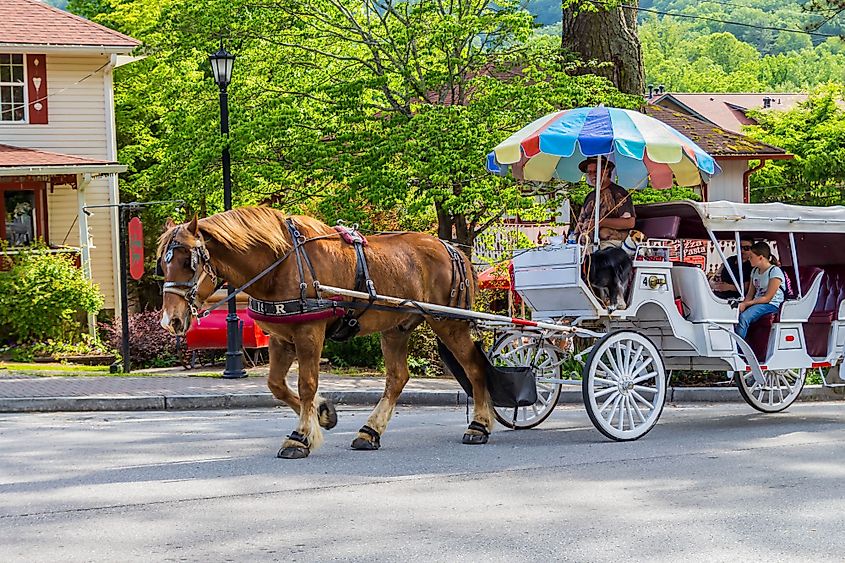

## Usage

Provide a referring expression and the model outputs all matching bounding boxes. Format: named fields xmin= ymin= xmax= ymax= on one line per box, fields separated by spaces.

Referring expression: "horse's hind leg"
xmin=351 ymin=327 xmax=414 ymax=451
xmin=428 ymin=319 xmax=494 ymax=444
xmin=278 ymin=325 xmax=327 ymax=459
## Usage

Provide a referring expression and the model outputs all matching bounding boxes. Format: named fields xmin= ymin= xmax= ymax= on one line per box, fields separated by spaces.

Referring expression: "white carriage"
xmin=494 ymin=200 xmax=845 ymax=440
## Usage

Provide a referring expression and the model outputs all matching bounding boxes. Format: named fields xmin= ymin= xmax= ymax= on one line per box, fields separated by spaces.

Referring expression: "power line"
xmin=594 ymin=1 xmax=840 ymax=38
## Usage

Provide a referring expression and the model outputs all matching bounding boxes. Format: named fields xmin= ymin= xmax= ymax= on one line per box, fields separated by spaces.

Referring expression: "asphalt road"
xmin=1 ymin=403 xmax=844 ymax=562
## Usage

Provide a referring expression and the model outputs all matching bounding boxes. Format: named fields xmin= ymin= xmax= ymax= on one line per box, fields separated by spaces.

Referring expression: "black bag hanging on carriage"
xmin=437 ymin=341 xmax=538 ymax=408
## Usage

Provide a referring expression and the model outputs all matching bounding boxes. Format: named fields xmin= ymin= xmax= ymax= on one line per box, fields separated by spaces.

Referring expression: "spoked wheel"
xmin=582 ymin=331 xmax=667 ymax=441
xmin=489 ymin=332 xmax=566 ymax=429
xmin=734 ymin=368 xmax=806 ymax=413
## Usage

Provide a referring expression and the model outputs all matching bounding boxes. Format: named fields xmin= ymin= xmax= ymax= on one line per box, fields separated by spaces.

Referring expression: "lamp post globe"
xmin=209 ymin=44 xmax=246 ymax=379
xmin=209 ymin=46 xmax=235 ymax=89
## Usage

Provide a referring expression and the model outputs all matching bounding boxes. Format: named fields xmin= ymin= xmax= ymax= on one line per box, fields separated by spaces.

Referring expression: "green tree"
xmin=745 ymin=84 xmax=845 ymax=205
xmin=69 ymin=0 xmax=637 ymax=253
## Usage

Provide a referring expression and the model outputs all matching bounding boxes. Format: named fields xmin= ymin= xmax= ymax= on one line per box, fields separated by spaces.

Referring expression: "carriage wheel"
xmin=582 ymin=331 xmax=667 ymax=441
xmin=734 ymin=368 xmax=806 ymax=413
xmin=490 ymin=333 xmax=565 ymax=429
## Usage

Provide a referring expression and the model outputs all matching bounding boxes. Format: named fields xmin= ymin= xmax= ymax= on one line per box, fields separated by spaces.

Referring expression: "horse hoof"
xmin=277 ymin=446 xmax=310 ymax=459
xmin=318 ymin=401 xmax=338 ymax=430
xmin=462 ymin=432 xmax=489 ymax=445
xmin=351 ymin=437 xmax=380 ymax=450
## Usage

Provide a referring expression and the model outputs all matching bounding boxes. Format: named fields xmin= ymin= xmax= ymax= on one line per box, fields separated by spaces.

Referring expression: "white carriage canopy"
xmin=635 ymin=200 xmax=845 ymax=267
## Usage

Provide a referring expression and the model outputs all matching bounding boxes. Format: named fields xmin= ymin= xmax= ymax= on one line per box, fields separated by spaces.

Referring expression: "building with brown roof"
xmin=0 ymin=0 xmax=140 ymax=315
xmin=648 ymin=92 xmax=807 ymax=134
xmin=644 ymin=105 xmax=792 ymax=203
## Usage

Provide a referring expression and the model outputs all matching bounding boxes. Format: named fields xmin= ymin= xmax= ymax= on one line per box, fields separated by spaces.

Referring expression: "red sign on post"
xmin=128 ymin=217 xmax=144 ymax=280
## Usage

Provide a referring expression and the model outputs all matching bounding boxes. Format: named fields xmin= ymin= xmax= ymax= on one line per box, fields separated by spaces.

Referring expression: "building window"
xmin=1 ymin=183 xmax=47 ymax=246
xmin=0 ymin=54 xmax=26 ymax=122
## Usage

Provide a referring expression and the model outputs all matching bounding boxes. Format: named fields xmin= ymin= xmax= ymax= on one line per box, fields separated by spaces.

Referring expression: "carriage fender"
xmin=616 ymin=299 xmax=698 ymax=352
xmin=706 ymin=323 xmax=765 ymax=385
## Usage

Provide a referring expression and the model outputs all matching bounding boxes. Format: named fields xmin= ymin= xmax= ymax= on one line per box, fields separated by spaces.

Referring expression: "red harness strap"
xmin=247 ymin=307 xmax=346 ymax=324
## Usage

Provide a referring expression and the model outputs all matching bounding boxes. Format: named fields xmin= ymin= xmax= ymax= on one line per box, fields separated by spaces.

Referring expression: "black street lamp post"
xmin=209 ymin=45 xmax=246 ymax=379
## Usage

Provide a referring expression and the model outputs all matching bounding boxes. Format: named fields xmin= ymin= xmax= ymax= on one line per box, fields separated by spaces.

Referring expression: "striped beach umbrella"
xmin=486 ymin=105 xmax=721 ymax=189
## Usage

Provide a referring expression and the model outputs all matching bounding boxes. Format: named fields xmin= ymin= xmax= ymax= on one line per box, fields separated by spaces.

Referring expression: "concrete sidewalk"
xmin=1 ymin=364 xmax=844 ymax=412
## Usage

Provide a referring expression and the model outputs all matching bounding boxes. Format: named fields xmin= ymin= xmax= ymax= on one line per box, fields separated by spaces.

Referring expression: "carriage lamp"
xmin=209 ymin=46 xmax=235 ymax=90
xmin=209 ymin=43 xmax=246 ymax=379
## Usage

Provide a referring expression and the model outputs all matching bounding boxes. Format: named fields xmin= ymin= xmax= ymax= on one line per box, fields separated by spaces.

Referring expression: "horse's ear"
xmin=164 ymin=217 xmax=177 ymax=230
xmin=187 ymin=215 xmax=199 ymax=235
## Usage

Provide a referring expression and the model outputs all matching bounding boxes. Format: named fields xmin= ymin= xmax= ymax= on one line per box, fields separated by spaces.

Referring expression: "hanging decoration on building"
xmin=26 ymin=54 xmax=48 ymax=124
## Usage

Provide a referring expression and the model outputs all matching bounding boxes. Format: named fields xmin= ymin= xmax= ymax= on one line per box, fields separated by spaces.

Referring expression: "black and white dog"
xmin=587 ymin=231 xmax=646 ymax=310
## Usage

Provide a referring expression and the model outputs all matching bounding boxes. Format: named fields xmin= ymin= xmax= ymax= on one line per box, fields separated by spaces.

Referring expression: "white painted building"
xmin=0 ymin=0 xmax=139 ymax=311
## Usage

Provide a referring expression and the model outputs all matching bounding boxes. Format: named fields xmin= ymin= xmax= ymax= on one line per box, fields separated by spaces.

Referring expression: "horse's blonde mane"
xmin=157 ymin=207 xmax=335 ymax=257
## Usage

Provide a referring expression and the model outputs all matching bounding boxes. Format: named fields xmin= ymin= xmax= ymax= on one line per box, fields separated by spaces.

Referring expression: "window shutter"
xmin=26 ymin=54 xmax=48 ymax=125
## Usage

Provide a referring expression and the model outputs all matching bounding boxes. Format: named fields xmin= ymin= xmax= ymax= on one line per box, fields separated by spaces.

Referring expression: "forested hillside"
xmin=530 ymin=0 xmax=844 ymax=92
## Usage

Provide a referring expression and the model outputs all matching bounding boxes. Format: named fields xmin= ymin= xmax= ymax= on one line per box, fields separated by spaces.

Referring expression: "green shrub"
xmin=1 ymin=334 xmax=113 ymax=362
xmin=407 ymin=323 xmax=443 ymax=377
xmin=0 ymin=246 xmax=103 ymax=343
xmin=323 ymin=333 xmax=383 ymax=368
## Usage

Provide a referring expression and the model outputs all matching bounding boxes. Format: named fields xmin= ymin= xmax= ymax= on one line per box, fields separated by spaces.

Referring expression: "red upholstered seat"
xmin=745 ymin=266 xmax=823 ymax=362
xmin=636 ymin=216 xmax=680 ymax=240
xmin=804 ymin=266 xmax=845 ymax=357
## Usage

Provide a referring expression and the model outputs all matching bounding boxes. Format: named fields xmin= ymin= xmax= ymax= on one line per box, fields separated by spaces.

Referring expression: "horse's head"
xmin=157 ymin=216 xmax=219 ymax=335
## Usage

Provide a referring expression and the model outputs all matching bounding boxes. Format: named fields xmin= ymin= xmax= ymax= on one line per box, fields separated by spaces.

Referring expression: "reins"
xmin=194 ymin=229 xmax=342 ymax=318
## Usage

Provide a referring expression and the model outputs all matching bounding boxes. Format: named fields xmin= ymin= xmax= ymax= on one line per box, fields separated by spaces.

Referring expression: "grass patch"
xmin=0 ymin=362 xmax=110 ymax=374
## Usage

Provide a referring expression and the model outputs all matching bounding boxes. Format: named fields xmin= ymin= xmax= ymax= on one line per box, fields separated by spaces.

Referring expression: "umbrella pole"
xmin=592 ymin=156 xmax=602 ymax=246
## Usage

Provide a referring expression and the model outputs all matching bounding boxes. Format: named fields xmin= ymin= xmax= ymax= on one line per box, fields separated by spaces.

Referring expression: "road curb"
xmin=0 ymin=396 xmax=166 ymax=412
xmin=0 ymin=385 xmax=842 ymax=413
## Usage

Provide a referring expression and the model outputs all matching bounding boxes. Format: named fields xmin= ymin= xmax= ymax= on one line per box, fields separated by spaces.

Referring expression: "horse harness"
xmin=159 ymin=227 xmax=224 ymax=316
xmin=246 ymin=219 xmax=379 ymax=341
xmin=161 ymin=219 xmax=473 ymax=340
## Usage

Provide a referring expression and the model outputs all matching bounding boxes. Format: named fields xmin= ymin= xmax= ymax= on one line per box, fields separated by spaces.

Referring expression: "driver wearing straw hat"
xmin=574 ymin=156 xmax=635 ymax=249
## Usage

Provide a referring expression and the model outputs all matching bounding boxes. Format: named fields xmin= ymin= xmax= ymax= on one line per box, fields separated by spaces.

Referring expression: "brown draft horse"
xmin=157 ymin=207 xmax=494 ymax=458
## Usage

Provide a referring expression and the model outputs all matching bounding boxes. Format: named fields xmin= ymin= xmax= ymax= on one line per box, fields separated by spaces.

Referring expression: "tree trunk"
xmin=434 ymin=200 xmax=474 ymax=259
xmin=561 ymin=1 xmax=645 ymax=96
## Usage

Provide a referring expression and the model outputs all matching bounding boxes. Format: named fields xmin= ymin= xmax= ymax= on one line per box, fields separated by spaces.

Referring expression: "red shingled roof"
xmin=0 ymin=144 xmax=117 ymax=167
xmin=0 ymin=0 xmax=139 ymax=49
xmin=648 ymin=93 xmax=808 ymax=133
xmin=643 ymin=105 xmax=790 ymax=159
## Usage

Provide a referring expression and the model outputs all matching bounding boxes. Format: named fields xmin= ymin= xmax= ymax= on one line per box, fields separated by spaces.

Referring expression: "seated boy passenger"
xmin=736 ymin=242 xmax=786 ymax=340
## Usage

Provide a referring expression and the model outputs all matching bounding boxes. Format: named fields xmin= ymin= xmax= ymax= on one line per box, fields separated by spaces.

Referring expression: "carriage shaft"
xmin=316 ymin=284 xmax=580 ymax=335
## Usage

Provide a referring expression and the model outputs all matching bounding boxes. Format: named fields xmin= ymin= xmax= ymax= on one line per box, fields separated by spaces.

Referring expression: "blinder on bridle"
xmin=160 ymin=226 xmax=221 ymax=317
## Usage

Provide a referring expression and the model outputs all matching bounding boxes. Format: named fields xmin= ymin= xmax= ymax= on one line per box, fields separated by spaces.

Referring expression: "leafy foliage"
xmin=323 ymin=333 xmax=383 ymax=369
xmin=67 ymin=0 xmax=635 ymax=252
xmin=100 ymin=310 xmax=181 ymax=368
xmin=744 ymin=85 xmax=845 ymax=205
xmin=640 ymin=18 xmax=845 ymax=92
xmin=640 ymin=0 xmax=841 ymax=52
xmin=0 ymin=248 xmax=103 ymax=343
xmin=1 ymin=335 xmax=112 ymax=363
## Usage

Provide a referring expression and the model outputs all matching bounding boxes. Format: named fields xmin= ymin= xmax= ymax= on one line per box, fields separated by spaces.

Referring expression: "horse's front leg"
xmin=429 ymin=320 xmax=494 ymax=445
xmin=266 ymin=335 xmax=338 ymax=431
xmin=278 ymin=324 xmax=328 ymax=459
xmin=351 ymin=328 xmax=413 ymax=451
xmin=266 ymin=336 xmax=300 ymax=413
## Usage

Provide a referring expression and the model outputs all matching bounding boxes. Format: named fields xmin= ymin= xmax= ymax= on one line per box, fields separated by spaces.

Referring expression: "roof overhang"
xmin=0 ymin=43 xmax=138 ymax=55
xmin=0 ymin=163 xmax=126 ymax=176
xmin=714 ymin=154 xmax=794 ymax=161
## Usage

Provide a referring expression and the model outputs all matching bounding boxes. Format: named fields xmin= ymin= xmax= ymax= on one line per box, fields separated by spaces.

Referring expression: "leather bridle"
xmin=160 ymin=227 xmax=221 ymax=317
